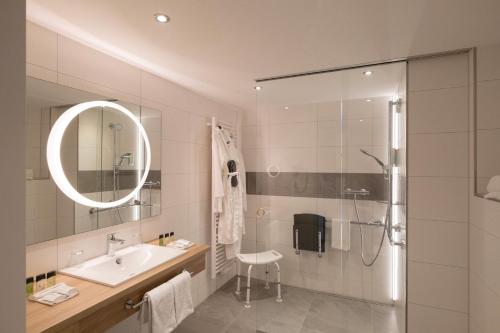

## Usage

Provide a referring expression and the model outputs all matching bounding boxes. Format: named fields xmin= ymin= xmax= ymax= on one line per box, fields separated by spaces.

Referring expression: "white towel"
xmin=146 ymin=280 xmax=177 ymax=333
xmin=29 ymin=283 xmax=79 ymax=306
xmin=484 ymin=191 xmax=500 ymax=201
xmin=170 ymin=271 xmax=194 ymax=324
xmin=487 ymin=175 xmax=500 ymax=193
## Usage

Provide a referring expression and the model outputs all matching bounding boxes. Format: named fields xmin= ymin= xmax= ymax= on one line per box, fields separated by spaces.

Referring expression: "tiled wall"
xmin=407 ymin=52 xmax=470 ymax=332
xmin=241 ymin=96 xmax=397 ymax=303
xmin=469 ymin=44 xmax=500 ymax=333
xmin=25 ymin=21 xmax=240 ymax=326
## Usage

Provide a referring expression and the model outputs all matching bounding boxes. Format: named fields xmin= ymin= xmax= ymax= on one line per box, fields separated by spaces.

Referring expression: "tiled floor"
xmin=174 ymin=278 xmax=401 ymax=333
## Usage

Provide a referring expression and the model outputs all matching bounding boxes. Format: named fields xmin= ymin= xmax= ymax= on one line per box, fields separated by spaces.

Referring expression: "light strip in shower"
xmin=391 ymin=96 xmax=400 ymax=302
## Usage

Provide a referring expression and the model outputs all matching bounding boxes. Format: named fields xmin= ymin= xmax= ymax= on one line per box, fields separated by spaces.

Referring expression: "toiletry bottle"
xmin=159 ymin=234 xmax=164 ymax=246
xmin=47 ymin=271 xmax=56 ymax=288
xmin=26 ymin=277 xmax=34 ymax=297
xmin=169 ymin=232 xmax=176 ymax=243
xmin=35 ymin=273 xmax=46 ymax=292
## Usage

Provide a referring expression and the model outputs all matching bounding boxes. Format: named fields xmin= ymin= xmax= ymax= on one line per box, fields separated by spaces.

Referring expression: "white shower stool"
xmin=235 ymin=250 xmax=283 ymax=308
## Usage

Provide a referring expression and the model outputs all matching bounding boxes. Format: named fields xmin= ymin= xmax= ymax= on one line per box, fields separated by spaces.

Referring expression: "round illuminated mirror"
xmin=47 ymin=101 xmax=151 ymax=208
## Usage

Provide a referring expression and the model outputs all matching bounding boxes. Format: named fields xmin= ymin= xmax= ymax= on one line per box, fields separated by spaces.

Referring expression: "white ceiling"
xmin=27 ymin=0 xmax=500 ymax=111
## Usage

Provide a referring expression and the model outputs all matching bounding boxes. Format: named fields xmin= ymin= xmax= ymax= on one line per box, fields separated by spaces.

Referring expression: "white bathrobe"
xmin=212 ymin=127 xmax=246 ymax=259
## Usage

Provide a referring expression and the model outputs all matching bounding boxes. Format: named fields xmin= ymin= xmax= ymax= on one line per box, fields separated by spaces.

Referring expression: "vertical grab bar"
xmin=318 ymin=231 xmax=322 ymax=257
xmin=294 ymin=228 xmax=300 ymax=255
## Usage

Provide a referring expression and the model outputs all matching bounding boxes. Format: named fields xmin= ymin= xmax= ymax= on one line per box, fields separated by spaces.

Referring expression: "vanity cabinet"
xmin=27 ymin=244 xmax=209 ymax=333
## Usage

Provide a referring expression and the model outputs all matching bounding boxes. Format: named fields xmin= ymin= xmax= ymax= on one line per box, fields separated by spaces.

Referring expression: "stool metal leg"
xmin=265 ymin=264 xmax=270 ymax=289
xmin=274 ymin=262 xmax=283 ymax=303
xmin=245 ymin=265 xmax=253 ymax=308
xmin=235 ymin=261 xmax=241 ymax=295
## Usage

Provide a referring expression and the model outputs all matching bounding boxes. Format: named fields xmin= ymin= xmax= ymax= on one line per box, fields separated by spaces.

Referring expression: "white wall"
xmin=469 ymin=44 xmax=500 ymax=333
xmin=0 ymin=1 xmax=26 ymax=332
xmin=25 ymin=21 xmax=241 ymax=331
xmin=407 ymin=52 xmax=470 ymax=333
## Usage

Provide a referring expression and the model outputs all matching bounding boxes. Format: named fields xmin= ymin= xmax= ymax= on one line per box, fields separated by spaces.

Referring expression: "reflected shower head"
xmin=118 ymin=152 xmax=133 ymax=166
xmin=359 ymin=149 xmax=385 ymax=169
xmin=109 ymin=122 xmax=123 ymax=131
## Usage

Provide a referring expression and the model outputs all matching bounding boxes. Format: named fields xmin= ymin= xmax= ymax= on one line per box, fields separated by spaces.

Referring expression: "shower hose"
xmin=353 ymin=194 xmax=391 ymax=267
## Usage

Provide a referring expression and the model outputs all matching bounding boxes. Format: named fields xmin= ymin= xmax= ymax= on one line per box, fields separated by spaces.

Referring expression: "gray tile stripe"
xmin=246 ymin=172 xmax=389 ymax=201
xmin=77 ymin=170 xmax=161 ymax=194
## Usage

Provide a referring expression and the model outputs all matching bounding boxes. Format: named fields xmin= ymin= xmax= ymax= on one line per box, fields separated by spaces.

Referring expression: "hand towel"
xmin=487 ymin=175 xmax=500 ymax=193
xmin=170 ymin=271 xmax=194 ymax=324
xmin=146 ymin=280 xmax=177 ymax=333
xmin=484 ymin=191 xmax=500 ymax=201
xmin=29 ymin=282 xmax=79 ymax=306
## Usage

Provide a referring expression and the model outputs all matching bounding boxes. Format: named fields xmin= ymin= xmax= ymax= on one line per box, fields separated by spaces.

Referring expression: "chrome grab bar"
xmin=318 ymin=231 xmax=322 ymax=258
xmin=294 ymin=228 xmax=300 ymax=255
xmin=124 ymin=270 xmax=194 ymax=310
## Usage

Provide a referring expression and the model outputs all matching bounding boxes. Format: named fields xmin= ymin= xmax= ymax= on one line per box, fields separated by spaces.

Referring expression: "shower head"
xmin=118 ymin=152 xmax=133 ymax=166
xmin=109 ymin=122 xmax=123 ymax=131
xmin=359 ymin=149 xmax=386 ymax=169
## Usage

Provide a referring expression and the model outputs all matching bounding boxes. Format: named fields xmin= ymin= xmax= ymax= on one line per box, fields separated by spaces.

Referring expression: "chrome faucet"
xmin=107 ymin=233 xmax=125 ymax=256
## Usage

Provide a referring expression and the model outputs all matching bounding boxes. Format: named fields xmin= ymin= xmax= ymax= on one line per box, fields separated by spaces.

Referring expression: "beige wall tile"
xmin=26 ymin=22 xmax=57 ymax=70
xmin=408 ymin=303 xmax=468 ymax=333
xmin=58 ymin=36 xmax=141 ymax=96
xmin=409 ymin=219 xmax=468 ymax=267
xmin=268 ymin=122 xmax=317 ymax=148
xmin=476 ymin=128 xmax=500 ymax=178
xmin=409 ymin=53 xmax=469 ymax=91
xmin=477 ymin=43 xmax=500 ymax=82
xmin=26 ymin=63 xmax=58 ymax=82
xmin=409 ymin=132 xmax=468 ymax=177
xmin=476 ymin=79 xmax=500 ymax=130
xmin=162 ymin=107 xmax=191 ymax=142
xmin=408 ymin=176 xmax=468 ymax=222
xmin=469 ymin=272 xmax=500 ymax=333
xmin=409 ymin=86 xmax=469 ymax=134
xmin=408 ymin=261 xmax=468 ymax=312
xmin=470 ymin=195 xmax=500 ymax=238
xmin=267 ymin=147 xmax=317 ymax=172
xmin=470 ymin=224 xmax=500 ymax=297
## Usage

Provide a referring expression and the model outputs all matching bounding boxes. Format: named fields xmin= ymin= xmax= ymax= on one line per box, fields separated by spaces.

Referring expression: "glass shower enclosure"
xmin=241 ymin=61 xmax=407 ymax=332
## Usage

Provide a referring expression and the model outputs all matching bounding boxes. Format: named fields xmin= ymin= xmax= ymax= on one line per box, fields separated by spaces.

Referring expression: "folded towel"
xmin=170 ymin=271 xmax=194 ymax=324
xmin=487 ymin=175 xmax=500 ymax=193
xmin=484 ymin=191 xmax=500 ymax=201
xmin=29 ymin=283 xmax=79 ymax=306
xmin=167 ymin=239 xmax=194 ymax=250
xmin=146 ymin=281 xmax=177 ymax=333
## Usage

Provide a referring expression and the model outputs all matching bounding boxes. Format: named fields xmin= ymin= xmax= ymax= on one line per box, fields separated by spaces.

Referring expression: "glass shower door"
xmin=244 ymin=62 xmax=406 ymax=333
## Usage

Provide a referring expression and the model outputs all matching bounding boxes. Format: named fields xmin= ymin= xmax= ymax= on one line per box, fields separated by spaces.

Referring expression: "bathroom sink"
xmin=59 ymin=244 xmax=187 ymax=287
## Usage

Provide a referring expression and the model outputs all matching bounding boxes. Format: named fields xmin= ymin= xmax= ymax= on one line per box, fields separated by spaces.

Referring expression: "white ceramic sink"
xmin=59 ymin=244 xmax=187 ymax=287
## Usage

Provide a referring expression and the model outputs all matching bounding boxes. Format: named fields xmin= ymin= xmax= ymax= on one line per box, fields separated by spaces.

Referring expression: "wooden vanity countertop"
xmin=26 ymin=242 xmax=210 ymax=333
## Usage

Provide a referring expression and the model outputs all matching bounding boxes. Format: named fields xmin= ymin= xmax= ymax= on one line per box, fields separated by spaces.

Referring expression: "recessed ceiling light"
xmin=366 ymin=99 xmax=372 ymax=102
xmin=363 ymin=71 xmax=373 ymax=76
xmin=154 ymin=13 xmax=170 ymax=23
xmin=254 ymin=86 xmax=262 ymax=91
xmin=284 ymin=106 xmax=289 ymax=110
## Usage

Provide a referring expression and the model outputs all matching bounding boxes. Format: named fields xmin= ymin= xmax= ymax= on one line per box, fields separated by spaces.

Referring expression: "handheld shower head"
xmin=359 ymin=149 xmax=386 ymax=170
xmin=118 ymin=152 xmax=133 ymax=166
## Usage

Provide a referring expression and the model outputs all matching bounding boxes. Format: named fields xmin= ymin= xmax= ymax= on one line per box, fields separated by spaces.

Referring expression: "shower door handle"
xmin=256 ymin=208 xmax=266 ymax=217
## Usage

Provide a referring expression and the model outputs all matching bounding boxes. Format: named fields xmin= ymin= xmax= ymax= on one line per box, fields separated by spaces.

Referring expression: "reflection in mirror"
xmin=25 ymin=77 xmax=161 ymax=245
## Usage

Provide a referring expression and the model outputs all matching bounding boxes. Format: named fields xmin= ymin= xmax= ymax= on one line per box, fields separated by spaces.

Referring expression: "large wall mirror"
xmin=26 ymin=77 xmax=161 ymax=245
